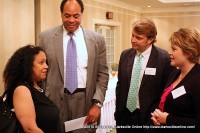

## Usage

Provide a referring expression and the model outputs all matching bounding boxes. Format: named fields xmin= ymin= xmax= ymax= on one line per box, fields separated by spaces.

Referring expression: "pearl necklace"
xmin=34 ymin=85 xmax=44 ymax=92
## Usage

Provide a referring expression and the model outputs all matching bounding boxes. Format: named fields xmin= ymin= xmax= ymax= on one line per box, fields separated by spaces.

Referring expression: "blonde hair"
xmin=169 ymin=28 xmax=200 ymax=63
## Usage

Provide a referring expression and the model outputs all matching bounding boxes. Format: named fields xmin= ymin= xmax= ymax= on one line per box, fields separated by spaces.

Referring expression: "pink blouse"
xmin=159 ymin=84 xmax=173 ymax=112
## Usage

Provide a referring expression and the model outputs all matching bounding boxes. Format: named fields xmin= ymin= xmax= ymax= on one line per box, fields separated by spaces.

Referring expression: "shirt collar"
xmin=136 ymin=45 xmax=152 ymax=59
xmin=63 ymin=25 xmax=82 ymax=37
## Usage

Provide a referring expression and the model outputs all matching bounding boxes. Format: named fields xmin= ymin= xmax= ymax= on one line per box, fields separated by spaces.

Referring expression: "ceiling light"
xmin=158 ymin=0 xmax=200 ymax=3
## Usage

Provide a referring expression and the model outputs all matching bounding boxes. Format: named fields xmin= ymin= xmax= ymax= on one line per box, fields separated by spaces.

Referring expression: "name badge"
xmin=171 ymin=86 xmax=186 ymax=99
xmin=145 ymin=68 xmax=156 ymax=75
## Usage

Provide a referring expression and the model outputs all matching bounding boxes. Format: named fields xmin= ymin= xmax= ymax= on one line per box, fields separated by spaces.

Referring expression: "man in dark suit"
xmin=39 ymin=0 xmax=109 ymax=133
xmin=114 ymin=18 xmax=175 ymax=133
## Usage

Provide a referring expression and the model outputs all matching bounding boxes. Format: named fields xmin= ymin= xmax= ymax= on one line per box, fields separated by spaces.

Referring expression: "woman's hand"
xmin=151 ymin=109 xmax=169 ymax=126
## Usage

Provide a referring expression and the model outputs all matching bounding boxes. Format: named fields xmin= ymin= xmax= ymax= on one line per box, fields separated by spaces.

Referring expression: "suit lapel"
xmin=170 ymin=64 xmax=197 ymax=89
xmin=140 ymin=45 xmax=158 ymax=88
xmin=53 ymin=26 xmax=64 ymax=82
xmin=127 ymin=50 xmax=136 ymax=85
xmin=82 ymin=28 xmax=95 ymax=97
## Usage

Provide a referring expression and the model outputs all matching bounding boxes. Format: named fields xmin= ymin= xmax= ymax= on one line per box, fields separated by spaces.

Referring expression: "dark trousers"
xmin=116 ymin=108 xmax=143 ymax=133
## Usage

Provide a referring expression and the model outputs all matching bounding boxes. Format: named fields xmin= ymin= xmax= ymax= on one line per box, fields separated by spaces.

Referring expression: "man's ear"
xmin=147 ymin=38 xmax=154 ymax=44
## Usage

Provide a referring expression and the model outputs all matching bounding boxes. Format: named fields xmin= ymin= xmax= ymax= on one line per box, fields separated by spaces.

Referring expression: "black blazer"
xmin=162 ymin=64 xmax=200 ymax=133
xmin=115 ymin=45 xmax=174 ymax=124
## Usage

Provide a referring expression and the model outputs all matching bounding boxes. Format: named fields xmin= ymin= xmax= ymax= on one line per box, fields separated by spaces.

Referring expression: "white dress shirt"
xmin=133 ymin=45 xmax=152 ymax=109
xmin=63 ymin=26 xmax=88 ymax=88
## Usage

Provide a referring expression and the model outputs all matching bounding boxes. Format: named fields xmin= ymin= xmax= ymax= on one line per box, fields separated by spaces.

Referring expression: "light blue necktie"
xmin=126 ymin=53 xmax=142 ymax=112
xmin=66 ymin=32 xmax=78 ymax=93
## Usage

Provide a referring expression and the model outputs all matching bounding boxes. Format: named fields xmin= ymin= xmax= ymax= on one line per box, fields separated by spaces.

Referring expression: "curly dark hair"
xmin=3 ymin=45 xmax=44 ymax=91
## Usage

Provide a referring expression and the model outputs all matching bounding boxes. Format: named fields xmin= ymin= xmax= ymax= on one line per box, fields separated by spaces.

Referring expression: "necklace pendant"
xmin=34 ymin=85 xmax=44 ymax=92
xmin=38 ymin=88 xmax=44 ymax=92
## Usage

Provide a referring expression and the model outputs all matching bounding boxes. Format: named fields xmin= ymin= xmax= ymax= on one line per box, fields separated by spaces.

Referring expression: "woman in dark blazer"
xmin=151 ymin=28 xmax=200 ymax=133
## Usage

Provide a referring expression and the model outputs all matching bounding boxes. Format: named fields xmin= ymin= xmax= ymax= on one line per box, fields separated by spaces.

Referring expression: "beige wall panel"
xmin=35 ymin=0 xmax=61 ymax=44
xmin=142 ymin=12 xmax=200 ymax=51
xmin=83 ymin=0 xmax=140 ymax=62
xmin=39 ymin=0 xmax=61 ymax=31
xmin=0 ymin=0 xmax=35 ymax=93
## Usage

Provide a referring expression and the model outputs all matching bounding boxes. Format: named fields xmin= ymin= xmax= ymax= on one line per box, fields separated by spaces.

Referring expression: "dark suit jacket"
xmin=162 ymin=64 xmax=200 ymax=133
xmin=115 ymin=45 xmax=174 ymax=125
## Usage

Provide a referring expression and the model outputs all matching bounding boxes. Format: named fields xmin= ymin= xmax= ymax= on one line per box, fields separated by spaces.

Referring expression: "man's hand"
xmin=84 ymin=104 xmax=101 ymax=125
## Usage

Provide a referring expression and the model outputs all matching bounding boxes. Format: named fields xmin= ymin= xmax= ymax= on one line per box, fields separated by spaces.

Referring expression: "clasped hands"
xmin=151 ymin=109 xmax=169 ymax=126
